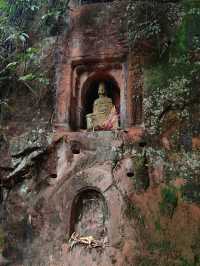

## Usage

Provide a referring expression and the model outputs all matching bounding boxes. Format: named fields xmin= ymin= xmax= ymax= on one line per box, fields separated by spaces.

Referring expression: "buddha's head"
xmin=98 ymin=82 xmax=106 ymax=97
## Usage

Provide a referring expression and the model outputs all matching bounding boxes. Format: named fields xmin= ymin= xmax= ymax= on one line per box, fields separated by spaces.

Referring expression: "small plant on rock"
xmin=159 ymin=185 xmax=178 ymax=218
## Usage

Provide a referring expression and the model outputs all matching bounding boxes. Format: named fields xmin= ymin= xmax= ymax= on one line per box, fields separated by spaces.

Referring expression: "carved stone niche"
xmin=70 ymin=64 xmax=128 ymax=130
xmin=70 ymin=189 xmax=108 ymax=238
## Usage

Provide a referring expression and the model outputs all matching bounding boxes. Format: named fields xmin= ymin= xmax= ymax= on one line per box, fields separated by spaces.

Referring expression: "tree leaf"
xmin=19 ymin=73 xmax=35 ymax=81
xmin=6 ymin=62 xmax=18 ymax=69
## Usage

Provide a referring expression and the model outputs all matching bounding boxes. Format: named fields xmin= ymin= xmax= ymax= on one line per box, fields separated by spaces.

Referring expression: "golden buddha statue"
xmin=86 ymin=82 xmax=119 ymax=130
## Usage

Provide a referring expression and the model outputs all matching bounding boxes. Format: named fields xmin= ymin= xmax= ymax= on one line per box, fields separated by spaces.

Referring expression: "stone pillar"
xmin=127 ymin=54 xmax=143 ymax=127
xmin=56 ymin=63 xmax=72 ymax=131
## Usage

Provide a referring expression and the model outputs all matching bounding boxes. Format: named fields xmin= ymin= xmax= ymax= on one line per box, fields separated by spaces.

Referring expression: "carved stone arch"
xmin=79 ymin=72 xmax=120 ymax=129
xmin=69 ymin=62 xmax=128 ymax=131
xmin=70 ymin=187 xmax=108 ymax=238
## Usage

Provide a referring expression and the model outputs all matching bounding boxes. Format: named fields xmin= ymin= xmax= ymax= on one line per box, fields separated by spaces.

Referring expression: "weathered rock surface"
xmin=0 ymin=1 xmax=199 ymax=266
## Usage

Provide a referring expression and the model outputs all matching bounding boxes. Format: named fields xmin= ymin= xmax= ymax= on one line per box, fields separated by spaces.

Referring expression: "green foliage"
xmin=162 ymin=150 xmax=200 ymax=203
xmin=127 ymin=0 xmax=181 ymax=54
xmin=182 ymin=179 xmax=200 ymax=204
xmin=159 ymin=186 xmax=178 ymax=217
xmin=137 ymin=257 xmax=156 ymax=266
xmin=0 ymin=0 xmax=68 ymax=123
xmin=0 ymin=0 xmax=69 ymax=104
xmin=174 ymin=0 xmax=200 ymax=56
xmin=143 ymin=1 xmax=200 ymax=135
xmin=133 ymin=152 xmax=149 ymax=190
xmin=40 ymin=0 xmax=70 ymax=36
xmin=144 ymin=56 xmax=200 ymax=134
xmin=124 ymin=199 xmax=145 ymax=226
xmin=178 ymin=257 xmax=195 ymax=266
xmin=0 ymin=0 xmax=6 ymax=10
xmin=148 ymin=240 xmax=174 ymax=254
xmin=0 ymin=226 xmax=5 ymax=250
xmin=142 ymin=146 xmax=200 ymax=204
xmin=167 ymin=151 xmax=200 ymax=181
xmin=145 ymin=147 xmax=166 ymax=164
xmin=154 ymin=218 xmax=163 ymax=232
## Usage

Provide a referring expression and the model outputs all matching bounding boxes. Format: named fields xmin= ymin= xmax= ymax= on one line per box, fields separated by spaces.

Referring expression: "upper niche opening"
xmin=81 ymin=75 xmax=120 ymax=129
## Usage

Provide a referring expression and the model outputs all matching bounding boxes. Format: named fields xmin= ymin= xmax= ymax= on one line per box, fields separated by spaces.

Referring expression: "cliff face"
xmin=0 ymin=1 xmax=200 ymax=266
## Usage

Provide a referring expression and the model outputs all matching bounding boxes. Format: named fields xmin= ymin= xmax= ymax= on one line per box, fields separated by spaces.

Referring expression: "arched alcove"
xmin=70 ymin=189 xmax=108 ymax=238
xmin=81 ymin=73 xmax=120 ymax=129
